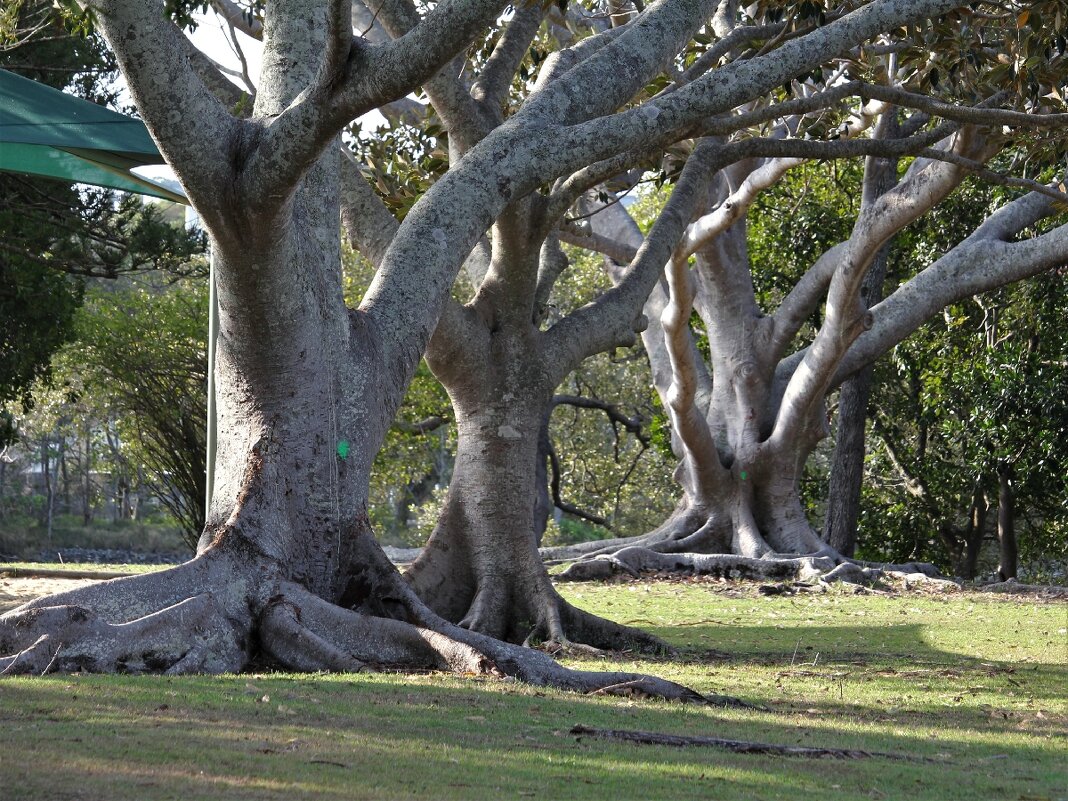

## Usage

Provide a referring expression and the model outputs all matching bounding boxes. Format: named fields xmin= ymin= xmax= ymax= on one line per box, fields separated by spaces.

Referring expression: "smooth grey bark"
xmin=824 ymin=114 xmax=900 ymax=557
xmin=0 ymin=0 xmax=714 ymax=697
xmin=551 ymin=106 xmax=1068 ymax=583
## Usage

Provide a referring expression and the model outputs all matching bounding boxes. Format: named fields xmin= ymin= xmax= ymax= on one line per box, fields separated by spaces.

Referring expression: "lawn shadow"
xmin=0 ymin=666 xmax=1064 ymax=801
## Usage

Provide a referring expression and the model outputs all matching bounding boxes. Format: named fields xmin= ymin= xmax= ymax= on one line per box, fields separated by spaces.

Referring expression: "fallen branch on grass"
xmin=569 ymin=724 xmax=933 ymax=761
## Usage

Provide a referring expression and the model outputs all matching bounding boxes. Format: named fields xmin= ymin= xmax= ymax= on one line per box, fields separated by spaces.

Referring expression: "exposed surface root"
xmin=260 ymin=582 xmax=499 ymax=675
xmin=556 ymin=548 xmax=837 ymax=583
xmin=253 ymin=579 xmax=732 ymax=704
xmin=0 ymin=593 xmax=245 ymax=675
xmin=555 ymin=544 xmax=943 ymax=589
xmin=558 ymin=600 xmax=671 ymax=654
xmin=411 ymin=556 xmax=671 ymax=654
xmin=978 ymin=579 xmax=1068 ymax=598
xmin=0 ymin=558 xmax=731 ymax=705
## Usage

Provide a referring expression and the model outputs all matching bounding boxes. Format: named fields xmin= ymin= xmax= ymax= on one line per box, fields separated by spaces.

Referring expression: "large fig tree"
xmin=550 ymin=5 xmax=1068 ymax=584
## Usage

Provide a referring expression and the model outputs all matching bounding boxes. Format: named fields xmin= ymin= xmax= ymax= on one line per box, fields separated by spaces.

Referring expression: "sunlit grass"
xmin=0 ymin=578 xmax=1064 ymax=800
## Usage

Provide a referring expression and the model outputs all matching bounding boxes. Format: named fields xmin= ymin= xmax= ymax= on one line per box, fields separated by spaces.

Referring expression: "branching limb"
xmin=545 ymin=438 xmax=610 ymax=528
xmin=555 ymin=0 xmax=967 ymax=166
xmin=340 ymin=148 xmax=401 ymax=269
xmin=392 ymin=416 xmax=449 ymax=436
xmin=543 ymin=138 xmax=727 ymax=385
xmin=472 ymin=4 xmax=544 ymax=113
xmin=552 ymin=395 xmax=648 ymax=443
xmin=177 ymin=29 xmax=250 ymax=110
xmin=662 ymin=252 xmax=729 ymax=491
xmin=534 ymin=235 xmax=571 ymax=323
xmin=245 ymin=0 xmax=507 ymax=221
xmin=558 ymin=224 xmax=638 ymax=266
xmin=837 ymin=190 xmax=1068 ymax=381
xmin=768 ymin=127 xmax=990 ymax=452
xmin=677 ymin=22 xmax=787 ymax=86
xmin=210 ymin=0 xmax=263 ymax=39
xmin=911 ymin=148 xmax=1068 ymax=205
xmin=88 ymin=0 xmax=242 ymax=214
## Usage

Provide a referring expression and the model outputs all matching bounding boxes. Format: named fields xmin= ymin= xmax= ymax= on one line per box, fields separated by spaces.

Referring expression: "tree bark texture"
xmin=997 ymin=464 xmax=1017 ymax=581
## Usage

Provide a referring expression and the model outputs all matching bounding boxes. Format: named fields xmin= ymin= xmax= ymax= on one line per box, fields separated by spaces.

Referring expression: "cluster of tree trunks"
xmin=3 ymin=0 xmax=1066 ymax=684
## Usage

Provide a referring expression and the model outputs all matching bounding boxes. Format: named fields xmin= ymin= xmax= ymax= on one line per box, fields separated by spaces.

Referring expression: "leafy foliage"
xmin=66 ymin=279 xmax=209 ymax=547
xmin=0 ymin=1 xmax=205 ymax=409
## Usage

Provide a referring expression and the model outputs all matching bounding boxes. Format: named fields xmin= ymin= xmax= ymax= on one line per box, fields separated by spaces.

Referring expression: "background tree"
xmin=0 ymin=0 xmax=206 ymax=418
xmin=72 ymin=279 xmax=210 ymax=546
xmin=548 ymin=3 xmax=1068 ymax=585
xmin=861 ymin=270 xmax=1068 ymax=580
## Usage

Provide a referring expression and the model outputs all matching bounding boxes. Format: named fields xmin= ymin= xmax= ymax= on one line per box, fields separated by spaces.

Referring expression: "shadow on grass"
xmin=625 ymin=617 xmax=1066 ymax=699
xmin=0 ymin=666 xmax=1063 ymax=801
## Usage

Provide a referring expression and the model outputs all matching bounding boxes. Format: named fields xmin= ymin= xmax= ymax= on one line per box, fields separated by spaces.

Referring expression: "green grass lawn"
xmin=0 ymin=578 xmax=1064 ymax=801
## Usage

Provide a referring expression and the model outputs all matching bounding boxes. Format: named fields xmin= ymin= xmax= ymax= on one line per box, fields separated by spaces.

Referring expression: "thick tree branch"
xmin=836 ymin=190 xmax=1068 ymax=381
xmin=363 ymin=0 xmax=974 ymax=431
xmin=243 ymin=0 xmax=508 ymax=220
xmin=392 ymin=416 xmax=449 ymax=435
xmin=472 ymin=5 xmax=544 ymax=114
xmin=542 ymin=138 xmax=726 ymax=384
xmin=210 ymin=0 xmax=263 ymax=38
xmin=553 ymin=0 xmax=969 ymax=168
xmin=340 ymin=148 xmax=400 ymax=269
xmin=558 ymin=224 xmax=639 ymax=266
xmin=768 ymin=127 xmax=989 ymax=452
xmin=358 ymin=0 xmax=718 ymax=401
xmin=854 ymin=83 xmax=1068 ymax=129
xmin=177 ymin=30 xmax=249 ymax=111
xmin=662 ymin=250 xmax=731 ymax=495
xmin=367 ymin=0 xmax=492 ymax=150
xmin=89 ymin=0 xmax=242 ymax=216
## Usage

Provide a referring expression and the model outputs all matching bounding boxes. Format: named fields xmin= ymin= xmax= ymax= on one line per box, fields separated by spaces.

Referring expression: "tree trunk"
xmin=997 ymin=464 xmax=1017 ymax=581
xmin=58 ymin=436 xmax=70 ymax=514
xmin=82 ymin=425 xmax=93 ymax=527
xmin=408 ymin=318 xmax=660 ymax=651
xmin=0 ymin=457 xmax=6 ymax=521
xmin=959 ymin=487 xmax=988 ymax=580
xmin=823 ymin=113 xmax=898 ymax=557
xmin=39 ymin=439 xmax=54 ymax=540
xmin=823 ymin=369 xmax=873 ymax=557
xmin=407 ymin=384 xmax=554 ymax=641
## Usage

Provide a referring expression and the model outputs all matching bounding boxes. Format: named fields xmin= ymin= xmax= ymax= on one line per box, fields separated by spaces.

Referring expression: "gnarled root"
xmin=448 ymin=577 xmax=670 ymax=655
xmin=0 ymin=592 xmax=246 ymax=676
xmin=0 ymin=556 xmax=728 ymax=706
xmin=259 ymin=582 xmax=499 ymax=676
xmin=557 ymin=548 xmax=837 ymax=583
xmin=253 ymin=581 xmax=733 ymax=706
xmin=555 ymin=543 xmax=944 ymax=589
xmin=540 ymin=506 xmax=712 ymax=563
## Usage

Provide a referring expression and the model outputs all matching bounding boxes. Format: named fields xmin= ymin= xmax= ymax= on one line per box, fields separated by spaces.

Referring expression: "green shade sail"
xmin=0 ymin=68 xmax=186 ymax=203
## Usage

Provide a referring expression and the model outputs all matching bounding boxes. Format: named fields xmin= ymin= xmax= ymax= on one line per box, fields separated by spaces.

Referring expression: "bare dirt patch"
xmin=0 ymin=577 xmax=102 ymax=614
